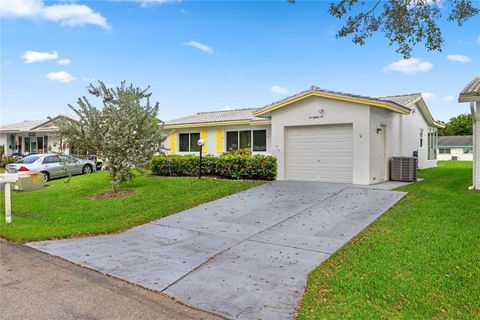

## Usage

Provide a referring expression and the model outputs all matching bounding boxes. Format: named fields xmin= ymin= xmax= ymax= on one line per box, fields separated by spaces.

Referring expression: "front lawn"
xmin=0 ymin=172 xmax=261 ymax=243
xmin=299 ymin=161 xmax=480 ymax=319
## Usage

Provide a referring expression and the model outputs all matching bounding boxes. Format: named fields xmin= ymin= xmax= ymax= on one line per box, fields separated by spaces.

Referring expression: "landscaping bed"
xmin=0 ymin=172 xmax=261 ymax=243
xmin=298 ymin=161 xmax=480 ymax=319
xmin=150 ymin=153 xmax=277 ymax=180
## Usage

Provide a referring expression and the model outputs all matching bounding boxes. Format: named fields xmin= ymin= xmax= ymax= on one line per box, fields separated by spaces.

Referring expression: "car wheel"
xmin=41 ymin=171 xmax=50 ymax=182
xmin=82 ymin=164 xmax=93 ymax=175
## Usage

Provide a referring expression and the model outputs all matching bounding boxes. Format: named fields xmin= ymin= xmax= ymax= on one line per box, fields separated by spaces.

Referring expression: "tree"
xmin=438 ymin=113 xmax=473 ymax=136
xmin=55 ymin=81 xmax=165 ymax=193
xmin=289 ymin=0 xmax=479 ymax=58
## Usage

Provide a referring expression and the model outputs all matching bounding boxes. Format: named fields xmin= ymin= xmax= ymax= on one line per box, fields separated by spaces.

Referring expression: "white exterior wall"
xmin=269 ymin=96 xmax=371 ymax=184
xmin=369 ymin=108 xmax=400 ymax=184
xmin=400 ymin=102 xmax=437 ymax=169
xmin=475 ymin=102 xmax=480 ymax=190
xmin=164 ymin=124 xmax=271 ymax=155
xmin=0 ymin=131 xmax=66 ymax=156
xmin=437 ymin=148 xmax=473 ymax=161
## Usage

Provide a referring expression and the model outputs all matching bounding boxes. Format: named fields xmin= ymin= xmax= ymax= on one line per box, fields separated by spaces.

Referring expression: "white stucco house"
xmin=0 ymin=116 xmax=72 ymax=157
xmin=163 ymin=86 xmax=444 ymax=185
xmin=458 ymin=75 xmax=480 ymax=191
xmin=437 ymin=136 xmax=473 ymax=161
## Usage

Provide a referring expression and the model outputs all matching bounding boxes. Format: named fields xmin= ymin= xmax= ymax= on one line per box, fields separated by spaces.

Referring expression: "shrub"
xmin=0 ymin=156 xmax=17 ymax=168
xmin=225 ymin=148 xmax=252 ymax=155
xmin=150 ymin=153 xmax=277 ymax=180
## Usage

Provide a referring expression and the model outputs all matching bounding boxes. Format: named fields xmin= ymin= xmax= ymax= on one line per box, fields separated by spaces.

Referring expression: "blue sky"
xmin=1 ymin=0 xmax=479 ymax=125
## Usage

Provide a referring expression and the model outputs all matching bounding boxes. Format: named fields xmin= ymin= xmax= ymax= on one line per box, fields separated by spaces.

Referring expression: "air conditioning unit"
xmin=390 ymin=157 xmax=418 ymax=182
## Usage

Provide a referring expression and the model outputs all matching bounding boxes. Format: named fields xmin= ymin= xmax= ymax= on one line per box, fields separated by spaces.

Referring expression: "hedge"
xmin=150 ymin=154 xmax=277 ymax=180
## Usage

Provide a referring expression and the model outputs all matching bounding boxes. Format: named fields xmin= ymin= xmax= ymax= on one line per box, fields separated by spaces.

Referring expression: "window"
xmin=179 ymin=133 xmax=200 ymax=152
xmin=253 ymin=130 xmax=267 ymax=151
xmin=464 ymin=148 xmax=472 ymax=154
xmin=18 ymin=155 xmax=40 ymax=164
xmin=37 ymin=136 xmax=44 ymax=153
xmin=43 ymin=155 xmax=61 ymax=164
xmin=226 ymin=130 xmax=267 ymax=152
xmin=24 ymin=137 xmax=31 ymax=153
xmin=439 ymin=148 xmax=451 ymax=154
xmin=427 ymin=130 xmax=437 ymax=160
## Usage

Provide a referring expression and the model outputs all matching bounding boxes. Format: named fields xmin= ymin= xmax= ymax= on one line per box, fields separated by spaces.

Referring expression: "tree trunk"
xmin=111 ymin=168 xmax=117 ymax=193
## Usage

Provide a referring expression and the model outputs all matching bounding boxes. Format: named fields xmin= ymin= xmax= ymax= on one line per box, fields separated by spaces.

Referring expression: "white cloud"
xmin=0 ymin=0 xmax=110 ymax=29
xmin=422 ymin=92 xmax=437 ymax=101
xmin=81 ymin=76 xmax=95 ymax=83
xmin=447 ymin=54 xmax=471 ymax=63
xmin=58 ymin=58 xmax=71 ymax=65
xmin=270 ymin=85 xmax=289 ymax=95
xmin=221 ymin=106 xmax=233 ymax=111
xmin=184 ymin=41 xmax=214 ymax=54
xmin=443 ymin=95 xmax=455 ymax=102
xmin=21 ymin=50 xmax=58 ymax=63
xmin=382 ymin=58 xmax=433 ymax=74
xmin=45 ymin=71 xmax=76 ymax=83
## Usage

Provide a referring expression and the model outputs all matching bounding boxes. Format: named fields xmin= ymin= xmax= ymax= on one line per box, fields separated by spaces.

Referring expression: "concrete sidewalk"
xmin=28 ymin=181 xmax=406 ymax=319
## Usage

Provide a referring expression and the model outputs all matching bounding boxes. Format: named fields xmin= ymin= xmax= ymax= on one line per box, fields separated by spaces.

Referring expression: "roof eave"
xmin=253 ymin=91 xmax=410 ymax=117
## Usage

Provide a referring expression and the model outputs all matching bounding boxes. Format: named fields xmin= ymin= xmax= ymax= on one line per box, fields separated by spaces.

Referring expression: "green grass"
xmin=299 ymin=161 xmax=480 ymax=319
xmin=0 ymin=172 xmax=261 ymax=243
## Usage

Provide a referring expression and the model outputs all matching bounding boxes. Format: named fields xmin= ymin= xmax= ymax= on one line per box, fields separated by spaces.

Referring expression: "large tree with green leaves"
xmin=55 ymin=81 xmax=165 ymax=193
xmin=438 ymin=113 xmax=473 ymax=136
xmin=289 ymin=0 xmax=478 ymax=58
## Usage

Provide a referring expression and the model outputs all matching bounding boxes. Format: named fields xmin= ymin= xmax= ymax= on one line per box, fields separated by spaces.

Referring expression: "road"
xmin=0 ymin=239 xmax=221 ymax=320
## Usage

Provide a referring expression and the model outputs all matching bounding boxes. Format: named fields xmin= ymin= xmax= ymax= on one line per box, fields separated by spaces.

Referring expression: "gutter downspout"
xmin=469 ymin=101 xmax=476 ymax=190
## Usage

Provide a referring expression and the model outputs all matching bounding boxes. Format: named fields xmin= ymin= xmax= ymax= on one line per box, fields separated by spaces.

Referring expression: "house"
xmin=458 ymin=75 xmax=480 ymax=191
xmin=163 ymin=86 xmax=444 ymax=185
xmin=437 ymin=136 xmax=473 ymax=161
xmin=0 ymin=116 xmax=72 ymax=157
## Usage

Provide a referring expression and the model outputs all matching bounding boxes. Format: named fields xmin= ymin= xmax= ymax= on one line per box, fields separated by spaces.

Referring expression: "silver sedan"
xmin=5 ymin=153 xmax=96 ymax=182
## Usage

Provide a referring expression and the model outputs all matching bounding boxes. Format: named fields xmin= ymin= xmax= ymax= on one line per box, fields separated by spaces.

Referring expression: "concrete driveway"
xmin=29 ymin=181 xmax=406 ymax=320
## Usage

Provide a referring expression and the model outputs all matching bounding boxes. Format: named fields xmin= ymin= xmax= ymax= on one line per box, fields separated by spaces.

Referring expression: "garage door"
xmin=285 ymin=124 xmax=353 ymax=183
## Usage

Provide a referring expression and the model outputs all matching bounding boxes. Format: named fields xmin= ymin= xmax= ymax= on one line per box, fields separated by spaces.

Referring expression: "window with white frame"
xmin=427 ymin=130 xmax=437 ymax=160
xmin=179 ymin=133 xmax=200 ymax=152
xmin=464 ymin=148 xmax=472 ymax=154
xmin=226 ymin=130 xmax=267 ymax=152
xmin=439 ymin=148 xmax=451 ymax=154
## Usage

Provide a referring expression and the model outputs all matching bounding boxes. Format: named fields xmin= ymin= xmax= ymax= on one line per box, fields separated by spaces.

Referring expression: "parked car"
xmin=5 ymin=153 xmax=96 ymax=182
xmin=11 ymin=152 xmax=23 ymax=158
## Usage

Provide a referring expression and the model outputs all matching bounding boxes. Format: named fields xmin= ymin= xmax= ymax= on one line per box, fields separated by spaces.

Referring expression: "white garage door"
xmin=285 ymin=124 xmax=353 ymax=183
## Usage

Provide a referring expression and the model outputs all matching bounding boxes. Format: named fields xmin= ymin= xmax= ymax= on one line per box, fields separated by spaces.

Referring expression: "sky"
xmin=1 ymin=0 xmax=479 ymax=126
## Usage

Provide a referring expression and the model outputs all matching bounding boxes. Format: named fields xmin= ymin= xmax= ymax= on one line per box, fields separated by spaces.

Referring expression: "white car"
xmin=6 ymin=153 xmax=96 ymax=182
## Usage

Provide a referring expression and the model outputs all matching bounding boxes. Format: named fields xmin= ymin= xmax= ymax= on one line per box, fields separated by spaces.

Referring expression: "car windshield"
xmin=17 ymin=155 xmax=40 ymax=164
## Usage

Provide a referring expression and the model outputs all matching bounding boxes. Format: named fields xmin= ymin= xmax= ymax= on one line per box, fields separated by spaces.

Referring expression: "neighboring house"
xmin=458 ymin=75 xmax=480 ymax=191
xmin=437 ymin=136 xmax=473 ymax=161
xmin=0 ymin=116 xmax=72 ymax=156
xmin=163 ymin=86 xmax=444 ymax=185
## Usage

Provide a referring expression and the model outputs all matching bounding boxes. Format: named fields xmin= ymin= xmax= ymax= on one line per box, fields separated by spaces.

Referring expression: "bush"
xmin=0 ymin=156 xmax=17 ymax=168
xmin=150 ymin=153 xmax=277 ymax=180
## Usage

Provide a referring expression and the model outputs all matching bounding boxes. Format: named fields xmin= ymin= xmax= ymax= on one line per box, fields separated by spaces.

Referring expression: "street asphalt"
xmin=0 ymin=239 xmax=221 ymax=320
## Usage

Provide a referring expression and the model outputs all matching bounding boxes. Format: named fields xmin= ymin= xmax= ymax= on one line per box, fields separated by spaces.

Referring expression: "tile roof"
xmin=164 ymin=86 xmax=437 ymax=127
xmin=378 ymin=93 xmax=422 ymax=106
xmin=459 ymin=75 xmax=480 ymax=102
xmin=164 ymin=108 xmax=267 ymax=126
xmin=438 ymin=135 xmax=473 ymax=147
xmin=0 ymin=119 xmax=47 ymax=132
xmin=254 ymin=86 xmax=413 ymax=116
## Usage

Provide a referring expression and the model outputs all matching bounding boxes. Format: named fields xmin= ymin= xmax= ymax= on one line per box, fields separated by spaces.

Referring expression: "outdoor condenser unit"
xmin=390 ymin=157 xmax=418 ymax=182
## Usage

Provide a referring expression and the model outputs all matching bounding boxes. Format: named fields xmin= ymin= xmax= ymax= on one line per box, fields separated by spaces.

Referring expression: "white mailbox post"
xmin=0 ymin=173 xmax=19 ymax=223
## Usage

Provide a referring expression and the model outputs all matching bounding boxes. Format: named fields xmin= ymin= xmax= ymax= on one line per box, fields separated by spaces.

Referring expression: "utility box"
xmin=13 ymin=173 xmax=45 ymax=191
xmin=390 ymin=157 xmax=418 ymax=182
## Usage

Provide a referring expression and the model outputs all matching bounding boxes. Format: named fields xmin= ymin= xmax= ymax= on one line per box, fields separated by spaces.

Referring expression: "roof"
xmin=165 ymin=86 xmax=443 ymax=128
xmin=459 ymin=76 xmax=480 ymax=102
xmin=254 ymin=86 xmax=413 ymax=117
xmin=378 ymin=93 xmax=422 ymax=107
xmin=0 ymin=114 xmax=79 ymax=132
xmin=164 ymin=108 xmax=269 ymax=128
xmin=438 ymin=136 xmax=473 ymax=147
xmin=0 ymin=119 xmax=47 ymax=132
